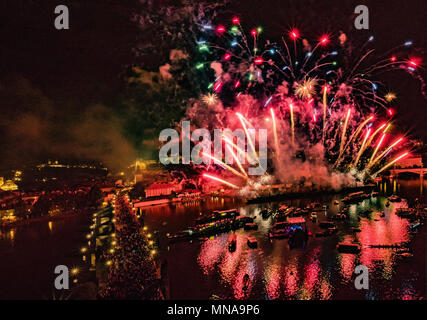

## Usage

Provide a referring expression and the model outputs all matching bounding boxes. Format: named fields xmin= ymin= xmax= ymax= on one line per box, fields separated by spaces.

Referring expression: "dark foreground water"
xmin=0 ymin=178 xmax=425 ymax=299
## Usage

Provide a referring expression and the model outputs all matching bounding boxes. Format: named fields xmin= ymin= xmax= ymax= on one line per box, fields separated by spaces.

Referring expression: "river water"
xmin=141 ymin=178 xmax=426 ymax=300
xmin=0 ymin=178 xmax=425 ymax=299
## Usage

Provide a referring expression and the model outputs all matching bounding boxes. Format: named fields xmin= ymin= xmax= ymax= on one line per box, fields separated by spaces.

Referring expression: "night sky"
xmin=1 ymin=0 xmax=426 ymax=172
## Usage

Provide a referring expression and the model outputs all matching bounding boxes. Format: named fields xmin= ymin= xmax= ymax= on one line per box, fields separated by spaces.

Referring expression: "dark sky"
xmin=0 ymin=0 xmax=426 ymax=171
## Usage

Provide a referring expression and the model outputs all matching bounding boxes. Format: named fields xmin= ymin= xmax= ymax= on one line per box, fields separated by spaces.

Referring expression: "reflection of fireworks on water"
xmin=184 ymin=17 xmax=422 ymax=189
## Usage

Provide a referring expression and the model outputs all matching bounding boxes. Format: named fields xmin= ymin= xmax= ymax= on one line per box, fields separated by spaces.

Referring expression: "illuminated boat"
xmin=388 ymin=195 xmax=402 ymax=202
xmin=247 ymin=237 xmax=258 ymax=248
xmin=408 ymin=221 xmax=421 ymax=230
xmin=396 ymin=208 xmax=416 ymax=218
xmin=195 ymin=209 xmax=238 ymax=225
xmin=167 ymin=228 xmax=196 ymax=242
xmin=319 ymin=221 xmax=336 ymax=229
xmin=244 ymin=222 xmax=258 ymax=230
xmin=269 ymin=217 xmax=307 ymax=239
xmin=228 ymin=234 xmax=237 ymax=252
xmin=268 ymin=229 xmax=289 ymax=239
xmin=337 ymin=242 xmax=361 ymax=253
xmin=342 ymin=191 xmax=369 ymax=203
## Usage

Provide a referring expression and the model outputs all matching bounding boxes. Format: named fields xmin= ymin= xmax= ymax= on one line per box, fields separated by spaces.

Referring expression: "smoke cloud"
xmin=0 ymin=76 xmax=136 ymax=172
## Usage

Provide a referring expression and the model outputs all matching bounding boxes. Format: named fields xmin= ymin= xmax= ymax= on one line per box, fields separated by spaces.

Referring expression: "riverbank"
xmin=246 ymin=184 xmax=375 ymax=204
xmin=0 ymin=208 xmax=94 ymax=231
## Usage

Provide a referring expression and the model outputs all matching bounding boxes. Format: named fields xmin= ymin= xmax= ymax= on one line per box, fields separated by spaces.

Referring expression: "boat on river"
xmin=310 ymin=213 xmax=317 ymax=222
xmin=269 ymin=217 xmax=308 ymax=240
xmin=168 ymin=213 xmax=253 ymax=242
xmin=388 ymin=195 xmax=402 ymax=202
xmin=319 ymin=221 xmax=336 ymax=229
xmin=167 ymin=228 xmax=196 ymax=242
xmin=268 ymin=229 xmax=289 ymax=239
xmin=396 ymin=208 xmax=417 ymax=218
xmin=228 ymin=234 xmax=237 ymax=252
xmin=244 ymin=222 xmax=258 ymax=230
xmin=342 ymin=191 xmax=370 ymax=204
xmin=196 ymin=209 xmax=238 ymax=225
xmin=337 ymin=242 xmax=361 ymax=253
xmin=409 ymin=221 xmax=421 ymax=231
xmin=247 ymin=237 xmax=258 ymax=248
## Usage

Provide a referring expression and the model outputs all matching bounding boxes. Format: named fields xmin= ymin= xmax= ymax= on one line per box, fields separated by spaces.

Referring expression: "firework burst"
xmin=295 ymin=78 xmax=317 ymax=100
xmin=181 ymin=16 xmax=421 ymax=189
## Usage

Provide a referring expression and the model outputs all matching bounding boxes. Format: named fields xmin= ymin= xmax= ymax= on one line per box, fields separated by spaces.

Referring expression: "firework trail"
xmin=203 ymin=173 xmax=239 ymax=189
xmin=270 ymin=108 xmax=279 ymax=156
xmin=365 ymin=123 xmax=387 ymax=149
xmin=353 ymin=128 xmax=371 ymax=166
xmin=372 ymin=152 xmax=409 ymax=176
xmin=339 ymin=109 xmax=351 ymax=157
xmin=222 ymin=134 xmax=257 ymax=165
xmin=226 ymin=144 xmax=248 ymax=177
xmin=367 ymin=137 xmax=403 ymax=169
xmin=353 ymin=116 xmax=374 ymax=142
xmin=289 ymin=103 xmax=295 ymax=145
xmin=369 ymin=133 xmax=386 ymax=164
xmin=335 ymin=115 xmax=374 ymax=166
xmin=236 ymin=112 xmax=259 ymax=164
xmin=176 ymin=15 xmax=422 ymax=188
xmin=322 ymin=86 xmax=328 ymax=142
xmin=202 ymin=152 xmax=248 ymax=180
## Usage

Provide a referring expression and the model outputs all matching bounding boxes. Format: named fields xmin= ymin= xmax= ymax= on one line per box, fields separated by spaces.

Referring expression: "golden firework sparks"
xmin=385 ymin=92 xmax=396 ymax=102
xmin=295 ymin=78 xmax=317 ymax=99
xmin=202 ymin=93 xmax=218 ymax=105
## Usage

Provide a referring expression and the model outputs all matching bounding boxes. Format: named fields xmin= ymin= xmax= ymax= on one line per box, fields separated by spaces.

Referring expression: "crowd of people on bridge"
xmin=101 ymin=195 xmax=160 ymax=299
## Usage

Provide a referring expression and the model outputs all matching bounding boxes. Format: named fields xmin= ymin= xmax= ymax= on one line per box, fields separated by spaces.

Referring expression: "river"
xmin=0 ymin=178 xmax=425 ymax=299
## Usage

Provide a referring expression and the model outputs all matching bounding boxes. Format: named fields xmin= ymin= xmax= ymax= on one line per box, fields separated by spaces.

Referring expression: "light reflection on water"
xmin=142 ymin=178 xmax=425 ymax=300
xmin=0 ymin=178 xmax=425 ymax=300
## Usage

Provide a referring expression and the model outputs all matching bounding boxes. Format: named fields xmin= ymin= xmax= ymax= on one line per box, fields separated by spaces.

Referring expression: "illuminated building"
xmin=0 ymin=209 xmax=16 ymax=222
xmin=396 ymin=156 xmax=423 ymax=168
xmin=145 ymin=182 xmax=179 ymax=198
xmin=0 ymin=180 xmax=18 ymax=191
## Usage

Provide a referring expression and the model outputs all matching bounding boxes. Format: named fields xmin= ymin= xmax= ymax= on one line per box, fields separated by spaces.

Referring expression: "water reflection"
xmin=0 ymin=178 xmax=425 ymax=299
xmin=143 ymin=178 xmax=425 ymax=300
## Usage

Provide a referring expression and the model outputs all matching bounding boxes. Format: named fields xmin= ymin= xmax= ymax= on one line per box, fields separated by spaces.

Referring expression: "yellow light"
xmin=80 ymin=247 xmax=87 ymax=253
xmin=105 ymin=260 xmax=112 ymax=266
xmin=202 ymin=93 xmax=218 ymax=105
xmin=385 ymin=92 xmax=396 ymax=102
xmin=71 ymin=267 xmax=79 ymax=276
